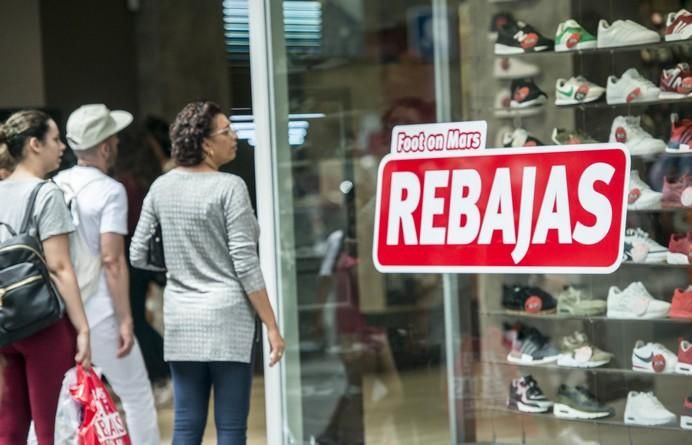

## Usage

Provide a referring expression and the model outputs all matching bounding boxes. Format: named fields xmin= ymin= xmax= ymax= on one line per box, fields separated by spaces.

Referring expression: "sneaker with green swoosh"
xmin=555 ymin=76 xmax=605 ymax=105
xmin=555 ymin=20 xmax=597 ymax=51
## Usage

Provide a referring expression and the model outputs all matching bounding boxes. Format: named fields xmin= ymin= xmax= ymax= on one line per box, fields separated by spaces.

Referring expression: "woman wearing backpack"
xmin=0 ymin=110 xmax=91 ymax=444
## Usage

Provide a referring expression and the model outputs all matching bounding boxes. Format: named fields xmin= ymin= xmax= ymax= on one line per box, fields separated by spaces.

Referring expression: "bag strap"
xmin=19 ymin=181 xmax=48 ymax=234
xmin=0 ymin=222 xmax=17 ymax=237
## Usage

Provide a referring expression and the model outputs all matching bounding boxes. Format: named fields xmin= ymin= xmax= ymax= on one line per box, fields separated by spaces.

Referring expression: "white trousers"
xmin=91 ymin=315 xmax=161 ymax=445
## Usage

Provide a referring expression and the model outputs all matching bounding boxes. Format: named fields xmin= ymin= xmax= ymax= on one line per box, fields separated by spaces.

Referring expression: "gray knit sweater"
xmin=130 ymin=170 xmax=264 ymax=362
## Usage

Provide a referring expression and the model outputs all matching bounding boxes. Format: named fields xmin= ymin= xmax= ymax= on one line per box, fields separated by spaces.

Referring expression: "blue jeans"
xmin=170 ymin=361 xmax=253 ymax=445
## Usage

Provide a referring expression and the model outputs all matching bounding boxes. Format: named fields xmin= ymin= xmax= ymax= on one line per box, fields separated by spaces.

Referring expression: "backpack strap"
xmin=19 ymin=181 xmax=48 ymax=234
xmin=0 ymin=222 xmax=17 ymax=237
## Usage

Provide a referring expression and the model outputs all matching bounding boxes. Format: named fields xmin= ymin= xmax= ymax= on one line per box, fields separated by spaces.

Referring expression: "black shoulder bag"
xmin=0 ymin=182 xmax=65 ymax=347
xmin=146 ymin=222 xmax=166 ymax=272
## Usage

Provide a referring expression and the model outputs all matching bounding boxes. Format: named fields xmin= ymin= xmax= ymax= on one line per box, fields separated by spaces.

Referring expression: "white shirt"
xmin=54 ymin=166 xmax=128 ymax=327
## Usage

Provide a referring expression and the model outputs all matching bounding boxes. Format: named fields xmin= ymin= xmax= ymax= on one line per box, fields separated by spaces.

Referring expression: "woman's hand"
xmin=268 ymin=327 xmax=285 ymax=367
xmin=75 ymin=329 xmax=91 ymax=369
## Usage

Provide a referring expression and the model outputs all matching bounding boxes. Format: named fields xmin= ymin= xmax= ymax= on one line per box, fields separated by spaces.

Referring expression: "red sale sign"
xmin=373 ymin=142 xmax=630 ymax=274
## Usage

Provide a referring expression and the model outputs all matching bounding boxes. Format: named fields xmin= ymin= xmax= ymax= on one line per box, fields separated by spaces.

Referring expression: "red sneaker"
xmin=666 ymin=113 xmax=692 ymax=154
xmin=660 ymin=63 xmax=692 ymax=98
xmin=683 ymin=395 xmax=692 ymax=430
xmin=670 ymin=287 xmax=692 ymax=320
xmin=677 ymin=339 xmax=692 ymax=375
xmin=662 ymin=174 xmax=692 ymax=208
xmin=667 ymin=232 xmax=692 ymax=264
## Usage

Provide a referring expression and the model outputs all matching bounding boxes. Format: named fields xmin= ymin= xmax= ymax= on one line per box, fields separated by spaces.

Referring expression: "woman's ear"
xmin=27 ymin=136 xmax=42 ymax=155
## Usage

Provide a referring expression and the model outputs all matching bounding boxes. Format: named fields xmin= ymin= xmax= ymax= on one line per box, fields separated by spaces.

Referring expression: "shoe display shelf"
xmin=486 ymin=407 xmax=687 ymax=432
xmin=482 ymin=358 xmax=691 ymax=379
xmin=555 ymin=96 xmax=692 ymax=111
xmin=481 ymin=310 xmax=692 ymax=324
xmin=494 ymin=40 xmax=692 ymax=58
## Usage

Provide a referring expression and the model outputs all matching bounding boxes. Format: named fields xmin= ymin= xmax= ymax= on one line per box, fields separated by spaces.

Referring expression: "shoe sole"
xmin=606 ymin=310 xmax=669 ymax=319
xmin=682 ymin=415 xmax=692 ymax=430
xmin=625 ymin=415 xmax=676 ymax=426
xmin=495 ymin=43 xmax=551 ymax=55
xmin=669 ymin=310 xmax=692 ymax=320
xmin=660 ymin=91 xmax=688 ymax=99
xmin=494 ymin=107 xmax=544 ymax=118
xmin=508 ymin=398 xmax=552 ymax=413
xmin=507 ymin=352 xmax=559 ymax=365
xmin=675 ymin=363 xmax=692 ymax=375
xmin=606 ymin=91 xmax=661 ymax=105
xmin=598 ymin=36 xmax=661 ymax=48
xmin=666 ymin=252 xmax=690 ymax=264
xmin=557 ymin=354 xmax=610 ymax=368
xmin=666 ymin=144 xmax=692 ymax=154
xmin=553 ymin=403 xmax=612 ymax=419
xmin=632 ymin=364 xmax=676 ymax=374
xmin=666 ymin=33 xmax=692 ymax=41
xmin=555 ymin=41 xmax=598 ymax=52
xmin=555 ymin=95 xmax=603 ymax=106
xmin=511 ymin=97 xmax=547 ymax=108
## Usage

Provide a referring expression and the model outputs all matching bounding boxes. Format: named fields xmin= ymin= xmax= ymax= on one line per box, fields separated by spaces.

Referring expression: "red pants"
xmin=0 ymin=318 xmax=76 ymax=444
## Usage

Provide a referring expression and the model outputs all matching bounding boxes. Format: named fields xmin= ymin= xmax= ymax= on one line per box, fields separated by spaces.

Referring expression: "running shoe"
xmin=551 ymin=128 xmax=598 ymax=145
xmin=607 ymin=281 xmax=671 ymax=319
xmin=659 ymin=63 xmax=692 ymax=99
xmin=631 ymin=340 xmax=678 ymax=373
xmin=665 ymin=9 xmax=692 ymax=41
xmin=495 ymin=20 xmax=554 ymax=54
xmin=553 ymin=385 xmax=614 ymax=419
xmin=510 ymin=78 xmax=548 ymax=108
xmin=494 ymin=89 xmax=544 ymax=117
xmin=667 ymin=232 xmax=691 ymax=264
xmin=494 ymin=57 xmax=540 ymax=79
xmin=489 ymin=12 xmax=516 ymax=41
xmin=623 ymin=228 xmax=668 ymax=262
xmin=606 ymin=68 xmax=660 ymax=104
xmin=507 ymin=327 xmax=560 ymax=365
xmin=676 ymin=339 xmax=692 ymax=375
xmin=502 ymin=284 xmax=556 ymax=312
xmin=670 ymin=286 xmax=692 ymax=319
xmin=555 ymin=19 xmax=597 ymax=51
xmin=610 ymin=116 xmax=665 ymax=156
xmin=557 ymin=331 xmax=612 ymax=368
xmin=682 ymin=396 xmax=692 ymax=430
xmin=662 ymin=174 xmax=692 ymax=207
xmin=624 ymin=391 xmax=677 ymax=426
xmin=622 ymin=240 xmax=650 ymax=262
xmin=502 ymin=128 xmax=543 ymax=147
xmin=667 ymin=113 xmax=692 ymax=153
xmin=627 ymin=170 xmax=663 ymax=210
xmin=507 ymin=375 xmax=554 ymax=413
xmin=597 ymin=19 xmax=661 ymax=48
xmin=555 ymin=76 xmax=605 ymax=105
xmin=556 ymin=286 xmax=606 ymax=316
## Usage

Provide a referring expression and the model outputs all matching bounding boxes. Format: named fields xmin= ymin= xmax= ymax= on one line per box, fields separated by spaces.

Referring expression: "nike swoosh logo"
xmin=634 ymin=352 xmax=653 ymax=362
xmin=558 ymin=86 xmax=574 ymax=97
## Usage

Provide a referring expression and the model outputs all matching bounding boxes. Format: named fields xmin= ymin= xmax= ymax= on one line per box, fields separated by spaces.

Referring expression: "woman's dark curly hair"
xmin=170 ymin=101 xmax=223 ymax=166
xmin=0 ymin=110 xmax=52 ymax=161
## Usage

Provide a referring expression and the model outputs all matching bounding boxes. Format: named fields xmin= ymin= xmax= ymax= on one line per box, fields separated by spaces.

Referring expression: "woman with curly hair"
xmin=130 ymin=101 xmax=284 ymax=444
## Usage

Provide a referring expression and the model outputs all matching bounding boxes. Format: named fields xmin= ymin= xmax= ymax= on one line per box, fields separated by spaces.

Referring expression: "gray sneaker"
xmin=554 ymin=385 xmax=614 ymax=419
xmin=557 ymin=331 xmax=613 ymax=368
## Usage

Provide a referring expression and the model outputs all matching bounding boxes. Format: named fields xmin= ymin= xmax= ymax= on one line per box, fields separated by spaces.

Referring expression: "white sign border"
xmin=372 ymin=143 xmax=631 ymax=274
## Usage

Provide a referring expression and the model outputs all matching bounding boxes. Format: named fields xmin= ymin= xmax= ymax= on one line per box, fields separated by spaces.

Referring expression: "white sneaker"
xmin=555 ymin=19 xmax=597 ymax=52
xmin=665 ymin=9 xmax=692 ymax=41
xmin=631 ymin=341 xmax=678 ymax=373
xmin=555 ymin=76 xmax=605 ymax=105
xmin=606 ymin=69 xmax=660 ymax=104
xmin=624 ymin=391 xmax=677 ymax=426
xmin=627 ymin=170 xmax=663 ymax=210
xmin=610 ymin=116 xmax=665 ymax=156
xmin=494 ymin=57 xmax=540 ymax=79
xmin=624 ymin=228 xmax=668 ymax=262
xmin=607 ymin=282 xmax=671 ymax=319
xmin=598 ymin=19 xmax=661 ymax=48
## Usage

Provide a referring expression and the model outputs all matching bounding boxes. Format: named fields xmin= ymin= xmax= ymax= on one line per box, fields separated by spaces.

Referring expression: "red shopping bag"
xmin=69 ymin=365 xmax=131 ymax=445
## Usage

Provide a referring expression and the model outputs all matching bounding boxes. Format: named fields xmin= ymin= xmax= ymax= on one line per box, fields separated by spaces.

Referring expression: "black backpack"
xmin=0 ymin=181 xmax=65 ymax=347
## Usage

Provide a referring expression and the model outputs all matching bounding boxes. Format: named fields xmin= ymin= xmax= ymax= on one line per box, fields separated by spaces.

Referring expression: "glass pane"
xmin=264 ymin=0 xmax=452 ymax=443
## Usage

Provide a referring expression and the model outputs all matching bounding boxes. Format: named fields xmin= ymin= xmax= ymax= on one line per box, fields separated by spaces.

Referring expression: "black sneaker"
xmin=495 ymin=20 xmax=554 ymax=54
xmin=510 ymin=79 xmax=548 ymax=108
xmin=489 ymin=12 xmax=516 ymax=41
xmin=501 ymin=128 xmax=544 ymax=148
xmin=507 ymin=375 xmax=554 ymax=413
xmin=554 ymin=385 xmax=614 ymax=419
xmin=502 ymin=284 xmax=556 ymax=312
xmin=507 ymin=327 xmax=560 ymax=364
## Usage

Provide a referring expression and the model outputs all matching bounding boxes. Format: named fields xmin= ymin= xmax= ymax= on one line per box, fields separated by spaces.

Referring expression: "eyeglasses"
xmin=210 ymin=125 xmax=235 ymax=137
